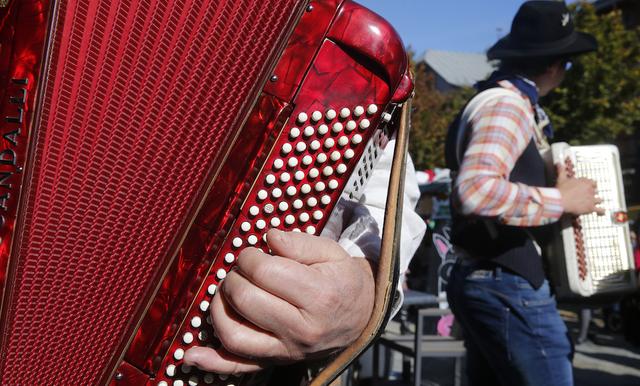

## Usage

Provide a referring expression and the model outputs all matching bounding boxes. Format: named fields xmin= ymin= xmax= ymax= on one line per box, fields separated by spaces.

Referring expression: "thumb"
xmin=556 ymin=161 xmax=568 ymax=184
xmin=265 ymin=229 xmax=350 ymax=265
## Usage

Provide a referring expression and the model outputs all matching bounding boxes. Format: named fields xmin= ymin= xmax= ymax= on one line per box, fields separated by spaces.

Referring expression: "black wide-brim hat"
xmin=487 ymin=0 xmax=598 ymax=60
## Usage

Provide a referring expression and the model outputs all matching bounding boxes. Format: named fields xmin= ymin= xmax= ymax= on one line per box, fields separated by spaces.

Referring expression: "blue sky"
xmin=357 ymin=1 xmax=530 ymax=58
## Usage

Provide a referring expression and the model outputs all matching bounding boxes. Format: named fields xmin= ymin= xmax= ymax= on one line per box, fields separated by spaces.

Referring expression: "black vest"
xmin=445 ymin=94 xmax=553 ymax=289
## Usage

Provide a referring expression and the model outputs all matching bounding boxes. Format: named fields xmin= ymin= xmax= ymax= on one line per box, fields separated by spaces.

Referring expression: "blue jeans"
xmin=447 ymin=261 xmax=574 ymax=386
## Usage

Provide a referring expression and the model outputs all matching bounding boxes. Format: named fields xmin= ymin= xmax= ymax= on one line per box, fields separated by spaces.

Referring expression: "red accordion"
xmin=0 ymin=0 xmax=411 ymax=385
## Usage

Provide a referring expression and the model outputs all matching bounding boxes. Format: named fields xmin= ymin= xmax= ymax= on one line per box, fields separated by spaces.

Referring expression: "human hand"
xmin=556 ymin=162 xmax=604 ymax=216
xmin=183 ymin=229 xmax=376 ymax=374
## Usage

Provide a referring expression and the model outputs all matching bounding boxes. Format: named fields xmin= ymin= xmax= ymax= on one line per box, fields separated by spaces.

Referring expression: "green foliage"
xmin=408 ymin=60 xmax=473 ymax=170
xmin=544 ymin=3 xmax=640 ymax=144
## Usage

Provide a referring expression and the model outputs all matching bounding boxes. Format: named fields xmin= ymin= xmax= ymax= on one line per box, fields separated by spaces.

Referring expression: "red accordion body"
xmin=0 ymin=0 xmax=411 ymax=385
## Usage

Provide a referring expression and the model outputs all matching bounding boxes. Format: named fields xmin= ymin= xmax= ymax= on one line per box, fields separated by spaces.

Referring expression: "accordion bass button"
xmin=290 ymin=127 xmax=301 ymax=138
xmin=158 ymin=382 xmax=168 ymax=386
xmin=331 ymin=150 xmax=341 ymax=161
xmin=336 ymin=164 xmax=347 ymax=174
xmin=166 ymin=364 xmax=176 ymax=376
xmin=304 ymin=126 xmax=315 ymax=137
xmin=325 ymin=109 xmax=337 ymax=120
xmin=318 ymin=124 xmax=329 ymax=135
xmin=316 ymin=153 xmax=327 ymax=164
xmin=337 ymin=137 xmax=349 ymax=148
xmin=256 ymin=219 xmax=267 ymax=229
xmin=346 ymin=121 xmax=357 ymax=131
xmin=324 ymin=138 xmax=335 ymax=149
xmin=354 ymin=106 xmax=365 ymax=117
xmin=297 ymin=112 xmax=308 ymax=123
xmin=293 ymin=199 xmax=304 ymax=209
xmin=203 ymin=374 xmax=215 ymax=384
xmin=273 ymin=159 xmax=284 ymax=170
xmin=352 ymin=134 xmax=363 ymax=145
xmin=367 ymin=104 xmax=378 ymax=115
xmin=306 ymin=226 xmax=316 ymax=234
xmin=344 ymin=149 xmax=355 ymax=159
xmin=321 ymin=195 xmax=331 ymax=205
xmin=188 ymin=376 xmax=199 ymax=386
xmin=294 ymin=171 xmax=305 ymax=181
xmin=359 ymin=119 xmax=370 ymax=130
xmin=288 ymin=158 xmax=299 ymax=168
xmin=216 ymin=269 xmax=227 ymax=280
xmin=340 ymin=108 xmax=351 ymax=119
xmin=174 ymin=348 xmax=185 ymax=361
xmin=332 ymin=122 xmax=343 ymax=133
xmin=191 ymin=316 xmax=203 ymax=327
xmin=311 ymin=111 xmax=323 ymax=122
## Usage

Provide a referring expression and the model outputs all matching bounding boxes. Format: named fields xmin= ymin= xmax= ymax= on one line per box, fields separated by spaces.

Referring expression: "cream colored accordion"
xmin=546 ymin=142 xmax=636 ymax=298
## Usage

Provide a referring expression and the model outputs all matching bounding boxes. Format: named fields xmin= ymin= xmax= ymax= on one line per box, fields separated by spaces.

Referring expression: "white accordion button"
xmin=338 ymin=137 xmax=349 ymax=147
xmin=367 ymin=104 xmax=378 ymax=115
xmin=257 ymin=190 xmax=268 ymax=201
xmin=297 ymin=112 xmax=308 ymax=123
xmin=174 ymin=348 xmax=185 ymax=361
xmin=331 ymin=150 xmax=341 ymax=161
xmin=321 ymin=195 xmax=331 ymax=205
xmin=313 ymin=210 xmax=323 ymax=220
xmin=282 ymin=143 xmax=292 ymax=154
xmin=315 ymin=182 xmax=326 ymax=192
xmin=332 ymin=122 xmax=343 ymax=133
xmin=309 ymin=168 xmax=320 ymax=178
xmin=306 ymin=226 xmax=316 ymax=234
xmin=293 ymin=199 xmax=304 ymax=209
xmin=290 ymin=127 xmax=301 ymax=139
xmin=248 ymin=235 xmax=258 ymax=245
xmin=265 ymin=174 xmax=276 ymax=185
xmin=279 ymin=202 xmax=289 ymax=211
xmin=264 ymin=203 xmax=275 ymax=214
xmin=307 ymin=197 xmax=318 ymax=207
xmin=328 ymin=179 xmax=339 ymax=190
xmin=199 ymin=330 xmax=209 ymax=341
xmin=318 ymin=124 xmax=329 ymax=135
xmin=323 ymin=166 xmax=333 ymax=176
xmin=336 ymin=164 xmax=347 ymax=174
xmin=340 ymin=107 xmax=351 ymax=118
xmin=354 ymin=105 xmax=365 ymax=117
xmin=166 ymin=364 xmax=177 ymax=377
xmin=191 ymin=316 xmax=203 ymax=328
xmin=159 ymin=381 xmax=169 ymax=386
xmin=302 ymin=155 xmax=313 ymax=166
xmin=325 ymin=109 xmax=337 ymax=120
xmin=382 ymin=112 xmax=392 ymax=122
xmin=311 ymin=111 xmax=323 ymax=122
xmin=280 ymin=173 xmax=291 ymax=183
xmin=299 ymin=212 xmax=310 ymax=223
xmin=188 ymin=376 xmax=198 ymax=386
xmin=287 ymin=186 xmax=297 ymax=196
xmin=304 ymin=126 xmax=315 ymax=137
xmin=296 ymin=142 xmax=307 ymax=153
xmin=285 ymin=215 xmax=295 ymax=225
xmin=288 ymin=158 xmax=299 ymax=168
xmin=174 ymin=380 xmax=184 ymax=386
xmin=183 ymin=332 xmax=194 ymax=344
xmin=352 ymin=134 xmax=363 ymax=145
xmin=324 ymin=138 xmax=335 ymax=148
xmin=359 ymin=119 xmax=370 ymax=129
xmin=316 ymin=153 xmax=327 ymax=164
xmin=271 ymin=217 xmax=281 ymax=227
xmin=273 ymin=158 xmax=284 ymax=170
xmin=216 ymin=268 xmax=227 ymax=280
xmin=295 ymin=170 xmax=305 ymax=181
xmin=240 ymin=222 xmax=251 ymax=232
xmin=301 ymin=184 xmax=311 ymax=194
xmin=256 ymin=219 xmax=266 ymax=229
xmin=344 ymin=149 xmax=355 ymax=159
xmin=232 ymin=237 xmax=242 ymax=248
xmin=346 ymin=120 xmax=357 ymax=131
xmin=310 ymin=140 xmax=321 ymax=151
xmin=224 ymin=253 xmax=234 ymax=264
xmin=207 ymin=284 xmax=217 ymax=295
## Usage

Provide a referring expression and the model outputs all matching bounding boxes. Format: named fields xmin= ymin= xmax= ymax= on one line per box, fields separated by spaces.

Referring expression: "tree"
xmin=408 ymin=61 xmax=473 ymax=170
xmin=544 ymin=3 xmax=640 ymax=145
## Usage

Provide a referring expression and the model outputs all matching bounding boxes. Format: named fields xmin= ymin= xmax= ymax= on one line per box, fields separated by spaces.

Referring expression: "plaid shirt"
xmin=453 ymin=80 xmax=564 ymax=227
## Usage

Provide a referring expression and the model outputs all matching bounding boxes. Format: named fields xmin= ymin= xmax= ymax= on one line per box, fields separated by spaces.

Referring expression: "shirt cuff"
xmin=539 ymin=186 xmax=564 ymax=223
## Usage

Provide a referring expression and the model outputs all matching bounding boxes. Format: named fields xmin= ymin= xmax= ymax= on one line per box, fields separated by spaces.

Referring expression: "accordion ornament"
xmin=0 ymin=0 xmax=412 ymax=385
xmin=545 ymin=143 xmax=636 ymax=299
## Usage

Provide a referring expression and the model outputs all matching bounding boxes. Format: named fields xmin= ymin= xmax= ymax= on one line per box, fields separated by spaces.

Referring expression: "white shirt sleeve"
xmin=320 ymin=139 xmax=426 ymax=316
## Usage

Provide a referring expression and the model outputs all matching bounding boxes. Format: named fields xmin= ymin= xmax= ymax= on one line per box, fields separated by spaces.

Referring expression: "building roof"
xmin=422 ymin=50 xmax=495 ymax=88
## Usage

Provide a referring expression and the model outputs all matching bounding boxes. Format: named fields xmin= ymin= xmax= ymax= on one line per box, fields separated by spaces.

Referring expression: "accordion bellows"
xmin=0 ymin=0 xmax=412 ymax=385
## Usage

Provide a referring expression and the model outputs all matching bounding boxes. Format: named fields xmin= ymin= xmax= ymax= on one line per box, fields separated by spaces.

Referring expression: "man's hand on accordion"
xmin=183 ymin=228 xmax=376 ymax=374
xmin=556 ymin=162 xmax=605 ymax=216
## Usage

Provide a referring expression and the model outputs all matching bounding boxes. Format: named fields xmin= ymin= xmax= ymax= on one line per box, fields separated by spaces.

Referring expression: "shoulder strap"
xmin=454 ymin=87 xmax=527 ymax=165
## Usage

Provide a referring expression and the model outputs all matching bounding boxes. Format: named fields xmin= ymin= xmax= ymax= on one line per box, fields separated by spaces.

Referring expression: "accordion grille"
xmin=1 ymin=0 xmax=300 ymax=383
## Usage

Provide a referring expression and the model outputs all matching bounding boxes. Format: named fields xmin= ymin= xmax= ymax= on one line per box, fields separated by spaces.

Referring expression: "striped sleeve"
xmin=453 ymin=93 xmax=564 ymax=227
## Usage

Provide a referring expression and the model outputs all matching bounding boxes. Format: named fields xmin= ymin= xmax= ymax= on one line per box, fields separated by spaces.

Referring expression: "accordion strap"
xmin=310 ymin=97 xmax=412 ymax=386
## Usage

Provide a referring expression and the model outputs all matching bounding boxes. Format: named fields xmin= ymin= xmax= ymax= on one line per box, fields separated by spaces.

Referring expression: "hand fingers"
xmin=209 ymin=290 xmax=295 ymax=361
xmin=266 ymin=229 xmax=350 ymax=265
xmin=183 ymin=346 xmax=264 ymax=375
xmin=221 ymin=269 xmax=308 ymax=335
xmin=236 ymin=247 xmax=321 ymax=306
